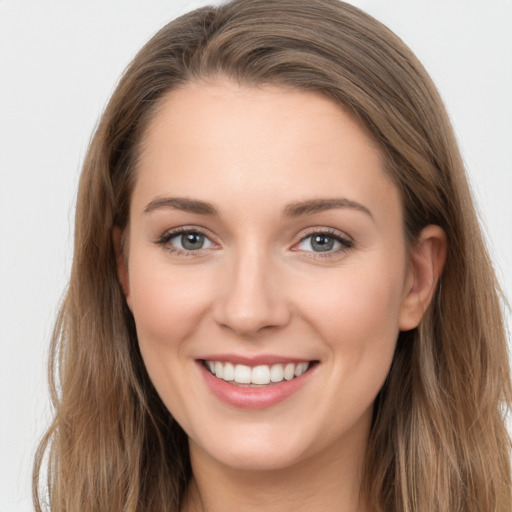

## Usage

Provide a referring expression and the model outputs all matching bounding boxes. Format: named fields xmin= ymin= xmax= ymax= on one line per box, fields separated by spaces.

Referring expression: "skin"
xmin=116 ymin=78 xmax=446 ymax=511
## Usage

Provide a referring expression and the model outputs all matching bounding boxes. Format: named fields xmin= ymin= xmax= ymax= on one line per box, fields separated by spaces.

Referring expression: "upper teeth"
xmin=205 ymin=361 xmax=310 ymax=385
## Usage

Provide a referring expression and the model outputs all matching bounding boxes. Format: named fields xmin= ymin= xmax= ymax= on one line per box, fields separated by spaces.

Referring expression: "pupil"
xmin=182 ymin=233 xmax=204 ymax=250
xmin=312 ymin=234 xmax=334 ymax=252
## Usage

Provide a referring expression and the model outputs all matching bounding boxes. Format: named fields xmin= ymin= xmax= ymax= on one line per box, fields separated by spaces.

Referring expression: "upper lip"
xmin=198 ymin=354 xmax=315 ymax=366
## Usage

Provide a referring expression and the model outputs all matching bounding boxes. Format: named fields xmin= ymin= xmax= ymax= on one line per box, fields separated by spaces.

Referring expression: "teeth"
xmin=284 ymin=363 xmax=295 ymax=381
xmin=222 ymin=362 xmax=235 ymax=382
xmin=214 ymin=361 xmax=223 ymax=379
xmin=204 ymin=360 xmax=311 ymax=385
xmin=252 ymin=365 xmax=271 ymax=385
xmin=294 ymin=362 xmax=309 ymax=377
xmin=270 ymin=364 xmax=284 ymax=383
xmin=234 ymin=364 xmax=251 ymax=384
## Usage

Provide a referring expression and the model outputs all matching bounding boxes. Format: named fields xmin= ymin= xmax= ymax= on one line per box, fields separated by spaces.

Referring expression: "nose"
xmin=213 ymin=247 xmax=291 ymax=336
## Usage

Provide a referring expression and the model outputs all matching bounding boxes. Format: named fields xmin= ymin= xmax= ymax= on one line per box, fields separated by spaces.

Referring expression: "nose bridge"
xmin=214 ymin=239 xmax=290 ymax=335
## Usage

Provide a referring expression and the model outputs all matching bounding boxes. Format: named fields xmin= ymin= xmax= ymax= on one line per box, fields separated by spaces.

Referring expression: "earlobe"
xmin=112 ymin=227 xmax=132 ymax=310
xmin=398 ymin=225 xmax=447 ymax=331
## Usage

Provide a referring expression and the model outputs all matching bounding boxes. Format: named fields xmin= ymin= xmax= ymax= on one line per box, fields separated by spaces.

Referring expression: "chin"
xmin=190 ymin=427 xmax=313 ymax=472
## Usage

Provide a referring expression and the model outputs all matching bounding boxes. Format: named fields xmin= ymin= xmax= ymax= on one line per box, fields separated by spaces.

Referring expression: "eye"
xmin=296 ymin=231 xmax=353 ymax=253
xmin=157 ymin=228 xmax=216 ymax=253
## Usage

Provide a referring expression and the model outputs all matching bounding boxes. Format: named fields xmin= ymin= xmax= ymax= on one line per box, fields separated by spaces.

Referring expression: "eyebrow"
xmin=144 ymin=197 xmax=219 ymax=215
xmin=283 ymin=198 xmax=373 ymax=219
xmin=143 ymin=196 xmax=373 ymax=219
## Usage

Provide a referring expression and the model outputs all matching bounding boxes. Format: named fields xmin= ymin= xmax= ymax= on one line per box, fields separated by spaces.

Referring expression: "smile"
xmin=203 ymin=360 xmax=311 ymax=386
xmin=198 ymin=358 xmax=317 ymax=409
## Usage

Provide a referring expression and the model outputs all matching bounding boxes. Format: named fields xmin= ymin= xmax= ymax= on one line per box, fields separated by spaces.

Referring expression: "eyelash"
xmin=155 ymin=227 xmax=354 ymax=257
xmin=294 ymin=228 xmax=354 ymax=257
xmin=155 ymin=227 xmax=217 ymax=257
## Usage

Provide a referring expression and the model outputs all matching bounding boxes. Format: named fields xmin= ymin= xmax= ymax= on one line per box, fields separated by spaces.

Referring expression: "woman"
xmin=33 ymin=0 xmax=511 ymax=510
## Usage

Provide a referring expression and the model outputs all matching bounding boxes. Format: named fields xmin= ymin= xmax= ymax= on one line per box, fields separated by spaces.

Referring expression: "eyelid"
xmin=155 ymin=225 xmax=220 ymax=255
xmin=291 ymin=227 xmax=354 ymax=254
xmin=154 ymin=225 xmax=353 ymax=257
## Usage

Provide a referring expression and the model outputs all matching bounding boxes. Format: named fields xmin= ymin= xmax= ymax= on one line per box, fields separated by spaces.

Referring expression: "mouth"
xmin=201 ymin=359 xmax=316 ymax=387
xmin=197 ymin=355 xmax=319 ymax=409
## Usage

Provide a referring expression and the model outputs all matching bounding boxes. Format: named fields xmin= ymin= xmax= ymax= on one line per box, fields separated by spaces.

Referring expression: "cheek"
xmin=293 ymin=257 xmax=407 ymax=412
xmin=299 ymin=262 xmax=406 ymax=342
xmin=126 ymin=254 xmax=216 ymax=423
xmin=127 ymin=255 xmax=215 ymax=350
xmin=300 ymin=263 xmax=404 ymax=419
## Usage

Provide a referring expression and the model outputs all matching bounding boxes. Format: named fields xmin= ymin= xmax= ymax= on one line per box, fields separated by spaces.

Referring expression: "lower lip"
xmin=198 ymin=361 xmax=315 ymax=409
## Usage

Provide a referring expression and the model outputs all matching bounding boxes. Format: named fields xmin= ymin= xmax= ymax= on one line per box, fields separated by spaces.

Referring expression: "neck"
xmin=182 ymin=431 xmax=369 ymax=512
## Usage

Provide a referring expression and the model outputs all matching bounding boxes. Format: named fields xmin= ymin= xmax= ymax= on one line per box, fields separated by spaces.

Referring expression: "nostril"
xmin=213 ymin=299 xmax=291 ymax=336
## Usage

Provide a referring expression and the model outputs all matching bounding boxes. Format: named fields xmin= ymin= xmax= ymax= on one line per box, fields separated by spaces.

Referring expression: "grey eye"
xmin=309 ymin=234 xmax=335 ymax=252
xmin=297 ymin=232 xmax=350 ymax=253
xmin=182 ymin=232 xmax=205 ymax=250
xmin=170 ymin=231 xmax=213 ymax=251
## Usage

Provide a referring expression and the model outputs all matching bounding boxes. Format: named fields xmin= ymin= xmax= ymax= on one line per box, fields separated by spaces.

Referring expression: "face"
xmin=120 ymin=78 xmax=421 ymax=472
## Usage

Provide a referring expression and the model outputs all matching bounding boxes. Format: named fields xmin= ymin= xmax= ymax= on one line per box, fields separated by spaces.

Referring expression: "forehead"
xmin=143 ymin=78 xmax=382 ymax=161
xmin=133 ymin=78 xmax=401 ymax=226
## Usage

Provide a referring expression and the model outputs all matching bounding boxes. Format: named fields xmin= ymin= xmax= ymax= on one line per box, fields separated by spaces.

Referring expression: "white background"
xmin=1 ymin=1 xmax=511 ymax=510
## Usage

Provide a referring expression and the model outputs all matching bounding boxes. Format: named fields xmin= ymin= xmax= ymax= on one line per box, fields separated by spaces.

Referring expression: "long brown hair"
xmin=33 ymin=1 xmax=511 ymax=510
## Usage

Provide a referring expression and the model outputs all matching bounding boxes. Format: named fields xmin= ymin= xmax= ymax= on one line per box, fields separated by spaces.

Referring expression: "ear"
xmin=113 ymin=226 xmax=132 ymax=310
xmin=398 ymin=225 xmax=447 ymax=331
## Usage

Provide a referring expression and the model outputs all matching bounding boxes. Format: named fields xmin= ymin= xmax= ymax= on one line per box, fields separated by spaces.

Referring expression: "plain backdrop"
xmin=1 ymin=1 xmax=511 ymax=510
